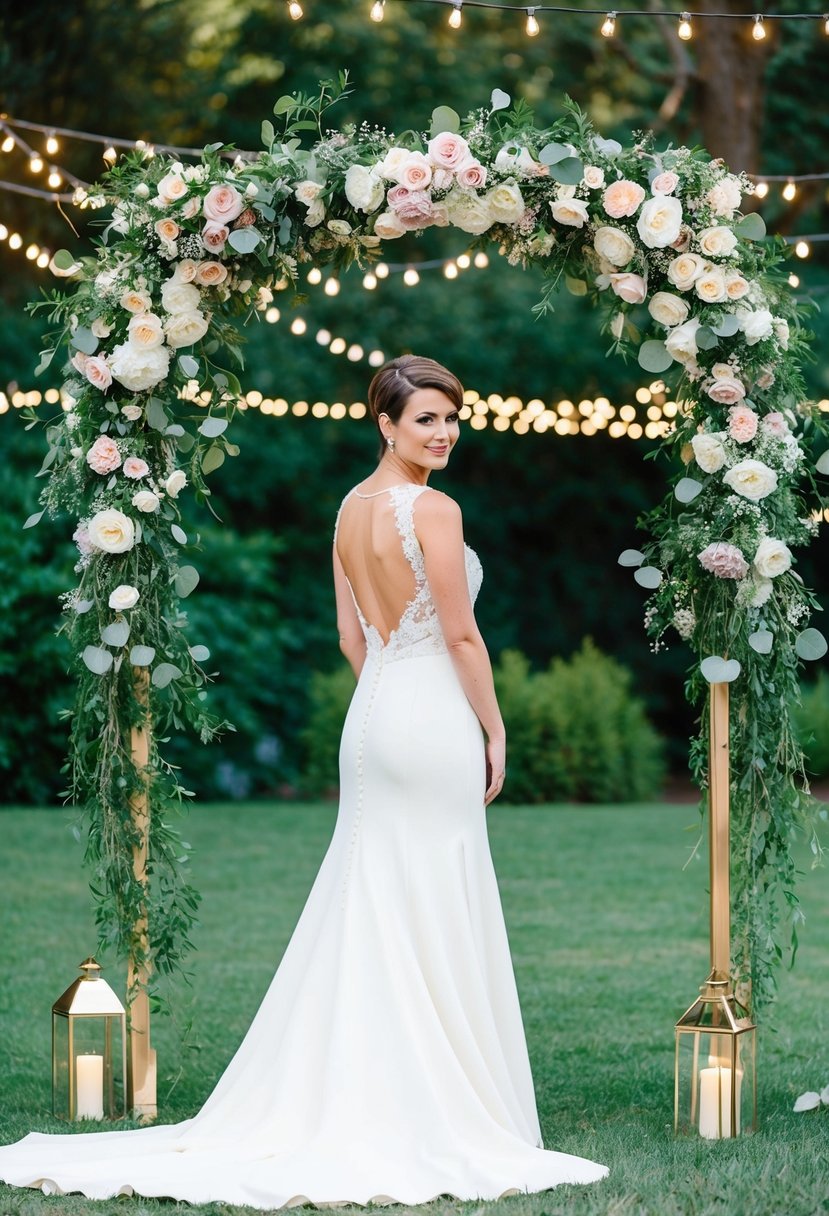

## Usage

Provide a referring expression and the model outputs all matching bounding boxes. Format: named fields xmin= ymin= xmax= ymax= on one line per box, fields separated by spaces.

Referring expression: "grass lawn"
xmin=0 ymin=800 xmax=827 ymax=1216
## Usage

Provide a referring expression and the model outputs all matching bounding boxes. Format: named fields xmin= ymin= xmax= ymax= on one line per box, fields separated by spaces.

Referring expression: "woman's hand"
xmin=484 ymin=736 xmax=506 ymax=806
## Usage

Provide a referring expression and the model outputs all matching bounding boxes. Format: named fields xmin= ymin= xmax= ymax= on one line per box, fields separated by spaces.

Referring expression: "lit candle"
xmin=699 ymin=1066 xmax=742 ymax=1138
xmin=75 ymin=1053 xmax=104 ymax=1120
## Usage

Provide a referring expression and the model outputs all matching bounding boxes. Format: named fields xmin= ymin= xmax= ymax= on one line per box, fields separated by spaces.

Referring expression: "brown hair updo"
xmin=367 ymin=355 xmax=464 ymax=461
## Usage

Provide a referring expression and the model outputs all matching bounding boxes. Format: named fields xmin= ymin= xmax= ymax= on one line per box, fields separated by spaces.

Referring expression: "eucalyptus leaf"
xmin=129 ymin=645 xmax=156 ymax=666
xmin=700 ymin=656 xmax=742 ymax=684
xmin=618 ymin=549 xmax=645 ymax=567
xmin=816 ymin=449 xmax=829 ymax=476
xmin=734 ymin=212 xmax=766 ymax=240
xmin=637 ymin=340 xmax=673 ymax=374
xmin=674 ymin=478 xmax=703 ymax=504
xmin=748 ymin=629 xmax=774 ymax=654
xmin=175 ymin=565 xmax=200 ymax=598
xmin=278 ymin=217 xmax=292 ymax=246
xmin=145 ymin=398 xmax=169 ymax=431
xmin=538 ymin=141 xmax=570 ymax=166
xmin=546 ymin=157 xmax=583 ymax=185
xmin=152 ymin=662 xmax=183 ymax=689
xmin=261 ymin=119 xmax=275 ymax=148
xmin=201 ymin=445 xmax=226 ymax=474
xmin=634 ymin=566 xmax=663 ymax=589
xmin=228 ymin=227 xmax=262 ymax=254
xmin=565 ymin=276 xmax=587 ymax=296
xmin=22 ymin=510 xmax=45 ymax=530
xmin=199 ymin=416 xmax=229 ymax=438
xmin=490 ymin=88 xmax=511 ymax=112
xmin=75 ymin=600 xmax=94 ymax=615
xmin=70 ymin=326 xmax=98 ymax=355
xmin=177 ymin=432 xmax=196 ymax=453
xmin=82 ymin=645 xmax=114 ymax=675
xmin=178 ymin=355 xmax=199 ymax=378
xmin=273 ymin=94 xmax=295 ymax=115
xmin=171 ymin=524 xmax=188 ymax=544
xmin=101 ymin=620 xmax=131 ymax=648
xmin=52 ymin=248 xmax=78 ymax=270
xmin=696 ymin=326 xmax=719 ymax=351
xmin=429 ymin=105 xmax=460 ymax=136
xmin=711 ymin=314 xmax=740 ymax=337
xmin=795 ymin=628 xmax=828 ymax=661
xmin=165 ymin=424 xmax=185 ymax=438
xmin=592 ymin=135 xmax=622 ymax=158
xmin=189 ymin=645 xmax=211 ymax=663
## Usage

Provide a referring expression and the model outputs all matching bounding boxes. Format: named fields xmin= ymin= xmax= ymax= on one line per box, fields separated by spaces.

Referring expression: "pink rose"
xmin=182 ymin=196 xmax=201 ymax=221
xmin=194 ymin=260 xmax=229 ymax=286
xmin=234 ymin=208 xmax=257 ymax=228
xmin=203 ymin=184 xmax=244 ymax=224
xmin=762 ymin=411 xmax=789 ymax=438
xmin=71 ymin=351 xmax=89 ymax=374
xmin=73 ymin=523 xmax=95 ymax=556
xmin=755 ymin=369 xmax=775 ymax=390
xmin=603 ymin=179 xmax=646 ymax=218
xmin=202 ymin=222 xmax=229 ymax=252
xmin=728 ymin=405 xmax=759 ymax=442
xmin=399 ymin=153 xmax=432 ymax=191
xmin=393 ymin=191 xmax=436 ymax=230
xmin=707 ymin=376 xmax=747 ymax=407
xmin=386 ymin=184 xmax=411 ymax=209
xmin=427 ymin=130 xmax=470 ymax=170
xmin=84 ymin=355 xmax=112 ymax=392
xmin=698 ymin=542 xmax=749 ymax=580
xmin=609 ymin=272 xmax=647 ymax=304
xmin=86 ymin=435 xmax=122 ymax=475
xmin=456 ymin=158 xmax=487 ymax=189
xmin=651 ymin=171 xmax=679 ymax=195
xmin=123 ymin=456 xmax=150 ymax=479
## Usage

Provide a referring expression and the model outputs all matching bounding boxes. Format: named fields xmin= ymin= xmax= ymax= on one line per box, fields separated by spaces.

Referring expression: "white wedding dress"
xmin=0 ymin=482 xmax=607 ymax=1208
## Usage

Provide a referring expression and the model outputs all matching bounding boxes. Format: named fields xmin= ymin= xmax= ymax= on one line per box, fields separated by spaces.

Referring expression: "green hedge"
xmin=795 ymin=672 xmax=829 ymax=780
xmin=301 ymin=639 xmax=665 ymax=803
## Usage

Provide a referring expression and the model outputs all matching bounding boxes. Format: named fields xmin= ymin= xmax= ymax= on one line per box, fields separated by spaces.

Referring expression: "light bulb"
xmin=288 ymin=0 xmax=303 ymax=19
xmin=0 ymin=225 xmax=7 ymax=239
xmin=45 ymin=134 xmax=59 ymax=155
xmin=448 ymin=4 xmax=462 ymax=29
xmin=795 ymin=240 xmax=810 ymax=259
xmin=456 ymin=253 xmax=471 ymax=269
xmin=403 ymin=268 xmax=420 ymax=286
xmin=825 ymin=13 xmax=829 ymax=35
xmin=782 ymin=180 xmax=797 ymax=201
xmin=600 ymin=11 xmax=616 ymax=37
xmin=307 ymin=266 xmax=322 ymax=284
xmin=444 ymin=262 xmax=458 ymax=279
xmin=324 ymin=277 xmax=340 ymax=296
xmin=752 ymin=15 xmax=766 ymax=40
xmin=363 ymin=273 xmax=377 ymax=290
xmin=9 ymin=233 xmax=22 ymax=250
xmin=754 ymin=180 xmax=769 ymax=199
xmin=29 ymin=155 xmax=44 ymax=173
xmin=1 ymin=135 xmax=14 ymax=153
xmin=788 ymin=273 xmax=800 ymax=287
xmin=26 ymin=243 xmax=39 ymax=260
xmin=316 ymin=328 xmax=332 ymax=345
xmin=47 ymin=170 xmax=62 ymax=189
xmin=102 ymin=146 xmax=117 ymax=165
xmin=677 ymin=13 xmax=692 ymax=40
xmin=474 ymin=251 xmax=489 ymax=268
xmin=290 ymin=317 xmax=307 ymax=335
xmin=525 ymin=8 xmax=540 ymax=36
xmin=375 ymin=262 xmax=389 ymax=279
xmin=370 ymin=0 xmax=385 ymax=20
xmin=37 ymin=251 xmax=50 ymax=268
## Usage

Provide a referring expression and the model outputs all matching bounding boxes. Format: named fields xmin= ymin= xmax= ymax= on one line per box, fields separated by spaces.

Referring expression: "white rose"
xmin=695 ymin=266 xmax=728 ymax=303
xmin=132 ymin=490 xmax=160 ymax=513
xmin=749 ymin=575 xmax=774 ymax=607
xmin=375 ymin=147 xmax=411 ymax=182
xmin=108 ymin=584 xmax=140 ymax=611
xmin=128 ymin=311 xmax=165 ymax=349
xmin=110 ymin=342 xmax=170 ymax=392
xmin=121 ymin=404 xmax=143 ymax=421
xmin=665 ymin=318 xmax=701 ymax=364
xmin=91 ymin=317 xmax=112 ymax=339
xmin=636 ymin=195 xmax=683 ymax=248
xmin=753 ymin=536 xmax=792 ymax=578
xmin=161 ymin=279 xmax=201 ymax=315
xmin=667 ymin=252 xmax=706 ymax=291
xmin=725 ymin=271 xmax=750 ymax=300
xmin=305 ymin=198 xmax=325 ymax=228
xmin=326 ymin=219 xmax=352 ymax=237
xmin=444 ymin=188 xmax=494 ymax=235
xmin=736 ymin=307 xmax=774 ymax=345
xmin=373 ymin=210 xmax=407 ymax=240
xmin=774 ymin=317 xmax=790 ymax=349
xmin=294 ymin=179 xmax=323 ymax=205
xmin=550 ymin=197 xmax=589 ymax=228
xmin=157 ymin=172 xmax=188 ymax=204
xmin=165 ymin=310 xmax=209 ymax=349
xmin=706 ymin=175 xmax=742 ymax=217
xmin=648 ymin=291 xmax=690 ymax=328
xmin=593 ymin=226 xmax=635 ymax=267
xmin=722 ymin=459 xmax=779 ymax=501
xmin=691 ymin=431 xmax=727 ymax=474
xmin=88 ymin=509 xmax=135 ymax=553
xmin=485 ymin=181 xmax=525 ymax=225
xmin=165 ymin=469 xmax=188 ymax=498
xmin=698 ymin=225 xmax=738 ymax=258
xmin=582 ymin=165 xmax=605 ymax=189
xmin=344 ymin=164 xmax=385 ymax=213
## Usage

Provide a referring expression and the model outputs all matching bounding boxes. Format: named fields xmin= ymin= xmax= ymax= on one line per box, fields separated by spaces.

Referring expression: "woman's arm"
xmin=333 ymin=543 xmax=367 ymax=680
xmin=415 ymin=491 xmax=506 ymax=805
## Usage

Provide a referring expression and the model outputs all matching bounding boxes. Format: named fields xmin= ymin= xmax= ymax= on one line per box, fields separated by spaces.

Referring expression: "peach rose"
xmin=602 ymin=179 xmax=646 ymax=218
xmin=86 ymin=435 xmax=122 ymax=475
xmin=728 ymin=404 xmax=759 ymax=442
xmin=609 ymin=272 xmax=647 ymax=304
xmin=651 ymin=170 xmax=679 ymax=195
xmin=157 ymin=172 xmax=188 ymax=204
xmin=725 ymin=271 xmax=750 ymax=300
xmin=84 ymin=355 xmax=112 ymax=392
xmin=373 ymin=211 xmax=406 ymax=240
xmin=123 ymin=456 xmax=149 ymax=479
xmin=427 ymin=130 xmax=471 ymax=170
xmin=155 ymin=218 xmax=180 ymax=243
xmin=121 ymin=289 xmax=152 ymax=314
xmin=202 ymin=222 xmax=229 ymax=252
xmin=174 ymin=260 xmax=198 ymax=283
xmin=203 ymin=183 xmax=244 ymax=224
xmin=128 ymin=312 xmax=165 ymax=349
xmin=194 ymin=260 xmax=228 ymax=286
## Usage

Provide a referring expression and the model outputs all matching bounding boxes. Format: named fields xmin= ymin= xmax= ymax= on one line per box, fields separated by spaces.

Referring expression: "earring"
xmin=386 ymin=437 xmax=395 ymax=451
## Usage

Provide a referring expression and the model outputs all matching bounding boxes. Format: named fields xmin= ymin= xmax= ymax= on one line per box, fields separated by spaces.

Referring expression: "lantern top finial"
xmin=79 ymin=957 xmax=102 ymax=979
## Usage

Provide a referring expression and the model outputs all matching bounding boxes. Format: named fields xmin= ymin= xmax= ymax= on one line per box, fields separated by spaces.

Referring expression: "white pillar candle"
xmin=75 ymin=1053 xmax=104 ymax=1120
xmin=699 ymin=1065 xmax=742 ymax=1138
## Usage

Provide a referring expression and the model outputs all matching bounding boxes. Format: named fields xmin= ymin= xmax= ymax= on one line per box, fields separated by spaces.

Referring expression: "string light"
xmin=754 ymin=181 xmax=769 ymax=199
xmin=448 ymin=3 xmax=462 ymax=29
xmin=287 ymin=0 xmax=303 ymax=19
xmin=102 ymin=145 xmax=117 ymax=165
xmin=363 ymin=272 xmax=378 ymax=289
xmin=795 ymin=240 xmax=810 ymax=258
xmin=444 ymin=262 xmax=459 ymax=279
xmin=47 ymin=169 xmax=62 ymax=189
xmin=825 ymin=12 xmax=829 ymax=35
xmin=782 ymin=180 xmax=797 ymax=201
xmin=403 ymin=268 xmax=420 ymax=286
xmin=788 ymin=273 xmax=800 ymax=287
xmin=752 ymin=14 xmax=766 ymax=40
xmin=307 ymin=266 xmax=322 ymax=285
xmin=473 ymin=251 xmax=489 ymax=268
xmin=324 ymin=276 xmax=341 ymax=296
xmin=677 ymin=12 xmax=693 ymax=40
xmin=28 ymin=155 xmax=43 ymax=173
xmin=375 ymin=263 xmax=389 ymax=279
xmin=1 ymin=135 xmax=14 ymax=153
xmin=370 ymin=0 xmax=385 ymax=19
xmin=600 ymin=11 xmax=616 ymax=37
xmin=525 ymin=8 xmax=540 ymax=36
xmin=45 ymin=134 xmax=59 ymax=155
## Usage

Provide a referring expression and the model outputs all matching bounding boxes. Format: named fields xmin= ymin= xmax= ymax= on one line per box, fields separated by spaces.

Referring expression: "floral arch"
xmin=30 ymin=78 xmax=827 ymax=1020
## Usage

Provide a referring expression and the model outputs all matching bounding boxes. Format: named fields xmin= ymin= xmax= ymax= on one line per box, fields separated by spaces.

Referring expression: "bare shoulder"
xmin=415 ymin=487 xmax=462 ymax=527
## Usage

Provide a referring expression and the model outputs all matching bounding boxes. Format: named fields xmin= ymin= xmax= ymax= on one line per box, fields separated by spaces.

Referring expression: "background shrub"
xmin=795 ymin=673 xmax=829 ymax=780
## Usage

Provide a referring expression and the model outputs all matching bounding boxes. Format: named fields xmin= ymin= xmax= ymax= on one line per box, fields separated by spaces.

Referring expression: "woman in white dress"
xmin=0 ymin=355 xmax=608 ymax=1208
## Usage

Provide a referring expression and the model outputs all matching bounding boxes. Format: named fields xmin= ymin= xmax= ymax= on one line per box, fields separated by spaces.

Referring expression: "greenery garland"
xmin=25 ymin=74 xmax=826 ymax=1013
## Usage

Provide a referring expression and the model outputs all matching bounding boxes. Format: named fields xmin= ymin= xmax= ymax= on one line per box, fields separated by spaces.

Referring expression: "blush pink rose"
xmin=456 ymin=159 xmax=487 ymax=189
xmin=73 ymin=523 xmax=95 ymax=556
xmin=84 ymin=355 xmax=112 ymax=392
xmin=698 ymin=542 xmax=749 ymax=580
xmin=393 ymin=191 xmax=436 ymax=230
xmin=427 ymin=130 xmax=471 ymax=170
xmin=603 ymin=179 xmax=646 ymax=218
xmin=86 ymin=435 xmax=122 ymax=475
xmin=181 ymin=196 xmax=201 ymax=221
xmin=123 ymin=456 xmax=150 ymax=479
xmin=707 ymin=376 xmax=746 ymax=406
xmin=203 ymin=184 xmax=244 ymax=224
xmin=386 ymin=184 xmax=411 ymax=209
xmin=71 ymin=351 xmax=89 ymax=374
xmin=399 ymin=153 xmax=432 ymax=191
xmin=202 ymin=222 xmax=229 ymax=252
xmin=651 ymin=171 xmax=679 ymax=195
xmin=194 ymin=260 xmax=229 ymax=286
xmin=728 ymin=405 xmax=759 ymax=442
xmin=234 ymin=208 xmax=257 ymax=228
xmin=609 ymin=272 xmax=647 ymax=304
xmin=762 ymin=411 xmax=789 ymax=437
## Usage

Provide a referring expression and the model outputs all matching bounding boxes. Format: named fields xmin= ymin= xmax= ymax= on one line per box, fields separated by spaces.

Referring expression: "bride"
xmin=0 ymin=354 xmax=608 ymax=1208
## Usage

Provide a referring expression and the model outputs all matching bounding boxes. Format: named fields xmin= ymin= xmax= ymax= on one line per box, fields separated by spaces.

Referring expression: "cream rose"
xmin=128 ymin=312 xmax=165 ymax=348
xmin=691 ymin=431 xmax=728 ymax=474
xmin=375 ymin=147 xmax=411 ymax=182
xmin=722 ymin=459 xmax=778 ymax=501
xmin=667 ymin=252 xmax=705 ymax=291
xmin=651 ymin=170 xmax=679 ymax=195
xmin=165 ymin=469 xmax=188 ymax=498
xmin=665 ymin=318 xmax=701 ymax=364
xmin=344 ymin=164 xmax=385 ymax=213
xmin=157 ymin=172 xmax=188 ymax=204
xmin=593 ymin=226 xmax=635 ymax=267
xmin=91 ymin=317 xmax=112 ymax=339
xmin=108 ymin=584 xmax=140 ymax=611
xmin=132 ymin=490 xmax=160 ymax=513
xmin=695 ymin=266 xmax=728 ymax=304
xmin=88 ymin=508 xmax=135 ymax=553
xmin=603 ymin=179 xmax=646 ymax=218
xmin=121 ymin=288 xmax=152 ymax=314
xmin=427 ymin=131 xmax=470 ymax=170
xmin=648 ymin=292 xmax=690 ymax=328
xmin=181 ymin=196 xmax=201 ymax=221
xmin=637 ymin=195 xmax=683 ymax=248
xmin=161 ymin=279 xmax=201 ymax=315
xmin=775 ymin=317 xmax=790 ymax=349
xmin=85 ymin=356 xmax=113 ymax=392
xmin=373 ymin=210 xmax=407 ymax=239
xmin=698 ymin=225 xmax=738 ymax=258
xmin=445 ymin=189 xmax=494 ymax=235
xmin=609 ymin=273 xmax=647 ymax=304
xmin=110 ymin=341 xmax=170 ymax=392
xmin=582 ymin=165 xmax=605 ymax=189
xmin=725 ymin=271 xmax=750 ymax=300
xmin=326 ymin=219 xmax=352 ymax=237
xmin=193 ymin=260 xmax=228 ymax=287
xmin=737 ymin=308 xmax=774 ymax=345
xmin=165 ymin=310 xmax=209 ymax=349
xmin=706 ymin=175 xmax=742 ymax=217
xmin=550 ymin=197 xmax=589 ymax=228
xmin=753 ymin=536 xmax=792 ymax=578
xmin=305 ymin=198 xmax=325 ymax=228
xmin=174 ymin=259 xmax=198 ymax=283
xmin=486 ymin=181 xmax=525 ymax=225
xmin=203 ymin=183 xmax=244 ymax=224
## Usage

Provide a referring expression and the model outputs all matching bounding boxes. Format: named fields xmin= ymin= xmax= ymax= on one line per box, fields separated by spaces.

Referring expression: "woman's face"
xmin=380 ymin=388 xmax=460 ymax=471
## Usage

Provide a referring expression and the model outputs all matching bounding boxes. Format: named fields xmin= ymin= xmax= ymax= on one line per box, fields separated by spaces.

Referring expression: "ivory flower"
xmin=723 ymin=459 xmax=778 ymax=501
xmin=161 ymin=280 xmax=201 ymax=315
xmin=128 ymin=312 xmax=165 ymax=349
xmin=593 ymin=226 xmax=635 ymax=267
xmin=485 ymin=181 xmax=525 ymax=224
xmin=108 ymin=584 xmax=140 ymax=611
xmin=110 ymin=341 xmax=170 ymax=392
xmin=157 ymin=172 xmax=188 ymax=204
xmin=737 ymin=308 xmax=774 ymax=345
xmin=582 ymin=165 xmax=605 ymax=189
xmin=706 ymin=175 xmax=742 ymax=217
xmin=445 ymin=188 xmax=494 ymax=235
xmin=667 ymin=252 xmax=705 ymax=291
xmin=753 ymin=537 xmax=792 ymax=578
xmin=695 ymin=266 xmax=728 ymax=304
xmin=193 ymin=261 xmax=228 ymax=287
xmin=609 ymin=273 xmax=647 ymax=304
xmin=636 ymin=195 xmax=683 ymax=248
xmin=698 ymin=225 xmax=738 ymax=258
xmin=165 ymin=470 xmax=188 ymax=498
xmin=648 ymin=292 xmax=690 ymax=328
xmin=373 ymin=210 xmax=407 ymax=239
xmin=121 ymin=289 xmax=152 ymax=314
xmin=665 ymin=318 xmax=701 ymax=364
xmin=691 ymin=431 xmax=728 ymax=473
xmin=132 ymin=490 xmax=160 ymax=513
xmin=603 ymin=179 xmax=646 ymax=218
xmin=344 ymin=164 xmax=385 ymax=213
xmin=88 ymin=509 xmax=135 ymax=553
xmin=165 ymin=310 xmax=209 ymax=349
xmin=651 ymin=170 xmax=679 ymax=195
xmin=550 ymin=198 xmax=590 ymax=228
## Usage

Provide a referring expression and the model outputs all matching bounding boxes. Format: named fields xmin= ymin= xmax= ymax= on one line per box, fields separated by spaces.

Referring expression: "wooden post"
xmin=708 ymin=681 xmax=731 ymax=984
xmin=126 ymin=666 xmax=157 ymax=1120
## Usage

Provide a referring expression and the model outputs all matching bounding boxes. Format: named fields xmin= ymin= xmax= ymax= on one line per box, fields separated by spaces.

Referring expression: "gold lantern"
xmin=674 ymin=682 xmax=757 ymax=1138
xmin=52 ymin=957 xmax=127 ymax=1122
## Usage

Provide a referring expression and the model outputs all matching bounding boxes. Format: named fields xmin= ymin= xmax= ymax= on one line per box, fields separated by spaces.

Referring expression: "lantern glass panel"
xmin=675 ymin=1021 xmax=756 ymax=1138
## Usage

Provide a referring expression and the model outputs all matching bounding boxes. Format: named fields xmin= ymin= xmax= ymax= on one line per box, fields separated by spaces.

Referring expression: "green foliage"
xmin=795 ymin=673 xmax=829 ymax=779
xmin=300 ymin=665 xmax=357 ymax=797
xmin=494 ymin=641 xmax=665 ymax=804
